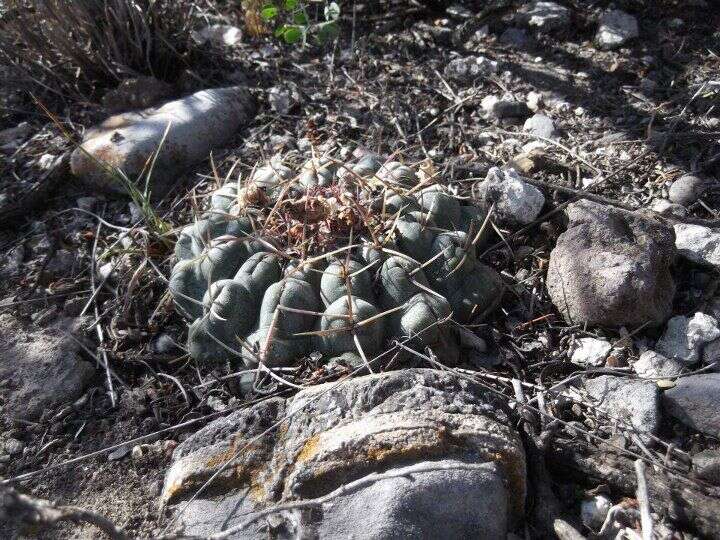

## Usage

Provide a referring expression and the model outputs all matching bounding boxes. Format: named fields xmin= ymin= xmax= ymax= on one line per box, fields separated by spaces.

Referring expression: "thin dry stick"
xmin=635 ymin=459 xmax=653 ymax=540
xmin=0 ymin=486 xmax=129 ymax=540
xmin=90 ymin=221 xmax=117 ymax=408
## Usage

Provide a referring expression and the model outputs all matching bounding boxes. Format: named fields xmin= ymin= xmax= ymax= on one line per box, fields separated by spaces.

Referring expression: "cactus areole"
xmin=169 ymin=154 xmax=505 ymax=368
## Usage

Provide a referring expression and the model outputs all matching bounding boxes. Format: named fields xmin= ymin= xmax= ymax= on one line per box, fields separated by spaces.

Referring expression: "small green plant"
xmin=260 ymin=0 xmax=340 ymax=45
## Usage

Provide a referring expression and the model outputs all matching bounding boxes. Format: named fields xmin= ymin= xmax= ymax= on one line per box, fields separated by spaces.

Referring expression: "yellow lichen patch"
xmin=296 ymin=433 xmax=321 ymax=463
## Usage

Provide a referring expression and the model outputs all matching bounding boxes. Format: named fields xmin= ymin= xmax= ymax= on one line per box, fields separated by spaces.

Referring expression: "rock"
xmin=194 ymin=24 xmax=243 ymax=46
xmin=633 ymin=351 xmax=684 ymax=379
xmin=46 ymin=249 xmax=76 ymax=277
xmin=4 ymin=438 xmax=25 ymax=456
xmin=570 ymin=337 xmax=612 ymax=367
xmin=0 ymin=122 xmax=32 ymax=153
xmin=526 ymin=91 xmax=543 ymax=112
xmin=477 ymin=167 xmax=545 ymax=227
xmin=523 ymin=113 xmax=556 ymax=138
xmin=663 ymin=373 xmax=720 ymax=436
xmin=703 ymin=338 xmax=720 ymax=369
xmin=581 ymin=494 xmax=612 ymax=530
xmin=444 ymin=55 xmax=499 ymax=81
xmin=72 ymin=87 xmax=256 ymax=195
xmin=585 ymin=375 xmax=661 ymax=436
xmin=674 ymin=224 xmax=720 ymax=268
xmin=268 ymin=86 xmax=293 ymax=115
xmin=547 ymin=201 xmax=676 ymax=327
xmin=499 ymin=28 xmax=531 ymax=48
xmin=482 ymin=96 xmax=531 ymax=120
xmin=650 ymin=198 xmax=688 ymax=218
xmin=162 ymin=369 xmax=526 ymax=538
xmin=693 ymin=449 xmax=720 ymax=485
xmin=595 ymin=10 xmax=639 ymax=50
xmin=0 ymin=315 xmax=95 ymax=421
xmin=100 ymin=76 xmax=174 ymax=113
xmin=656 ymin=313 xmax=720 ymax=365
xmin=517 ymin=1 xmax=571 ymax=31
xmin=668 ymin=175 xmax=706 ymax=206
xmin=76 ymin=196 xmax=98 ymax=211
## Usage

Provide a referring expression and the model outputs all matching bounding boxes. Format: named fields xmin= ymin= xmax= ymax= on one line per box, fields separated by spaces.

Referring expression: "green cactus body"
xmin=318 ymin=296 xmax=382 ymax=358
xmin=375 ymin=161 xmax=417 ymax=187
xmin=320 ymin=259 xmax=375 ymax=305
xmin=298 ymin=158 xmax=337 ymax=191
xmin=415 ymin=185 xmax=462 ymax=230
xmin=379 ymin=256 xmax=430 ymax=309
xmin=169 ymin=152 xmax=505 ymax=367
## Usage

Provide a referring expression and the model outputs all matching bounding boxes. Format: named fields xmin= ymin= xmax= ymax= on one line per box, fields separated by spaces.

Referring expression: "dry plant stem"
xmin=90 ymin=221 xmax=117 ymax=408
xmin=635 ymin=460 xmax=653 ymax=540
xmin=0 ymin=486 xmax=130 ymax=540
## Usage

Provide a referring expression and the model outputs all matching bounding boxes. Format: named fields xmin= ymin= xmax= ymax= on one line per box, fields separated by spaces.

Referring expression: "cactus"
xmin=169 ymin=152 xmax=505 ymax=367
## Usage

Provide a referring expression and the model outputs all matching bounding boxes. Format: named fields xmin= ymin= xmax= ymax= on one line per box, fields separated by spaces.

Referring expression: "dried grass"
xmin=0 ymin=0 xmax=197 ymax=99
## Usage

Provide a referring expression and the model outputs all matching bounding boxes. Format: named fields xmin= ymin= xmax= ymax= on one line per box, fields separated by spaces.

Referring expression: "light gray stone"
xmin=517 ymin=1 xmax=571 ymax=31
xmin=547 ymin=201 xmax=676 ymax=327
xmin=656 ymin=313 xmax=720 ymax=365
xmin=194 ymin=24 xmax=242 ymax=46
xmin=595 ymin=10 xmax=639 ymax=50
xmin=0 ymin=315 xmax=95 ymax=421
xmin=585 ymin=375 xmax=661 ymax=436
xmin=481 ymin=96 xmax=532 ymax=119
xmin=674 ymin=224 xmax=720 ymax=268
xmin=650 ymin=198 xmax=688 ymax=218
xmin=633 ymin=351 xmax=684 ymax=379
xmin=478 ymin=167 xmax=545 ymax=227
xmin=523 ymin=113 xmax=556 ymax=138
xmin=668 ymin=174 xmax=706 ymax=206
xmin=570 ymin=337 xmax=612 ymax=367
xmin=162 ymin=369 xmax=526 ymax=539
xmin=663 ymin=373 xmax=720 ymax=437
xmin=444 ymin=55 xmax=499 ymax=81
xmin=71 ymin=87 xmax=256 ymax=195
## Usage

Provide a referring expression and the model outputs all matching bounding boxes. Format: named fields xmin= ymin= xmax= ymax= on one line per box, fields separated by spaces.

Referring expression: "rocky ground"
xmin=1 ymin=0 xmax=720 ymax=538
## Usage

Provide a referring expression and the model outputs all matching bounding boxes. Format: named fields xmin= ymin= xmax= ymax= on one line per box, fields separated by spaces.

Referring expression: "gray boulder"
xmin=595 ymin=10 xmax=639 ymax=50
xmin=162 ymin=369 xmax=526 ymax=539
xmin=0 ymin=315 xmax=95 ymax=421
xmin=546 ymin=201 xmax=676 ymax=327
xmin=674 ymin=224 xmax=720 ymax=268
xmin=663 ymin=373 xmax=720 ymax=437
xmin=71 ymin=87 xmax=256 ymax=195
xmin=585 ymin=375 xmax=661 ymax=437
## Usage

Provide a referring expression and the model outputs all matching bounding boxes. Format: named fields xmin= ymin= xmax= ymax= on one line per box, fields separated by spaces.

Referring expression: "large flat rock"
xmin=162 ymin=369 xmax=526 ymax=539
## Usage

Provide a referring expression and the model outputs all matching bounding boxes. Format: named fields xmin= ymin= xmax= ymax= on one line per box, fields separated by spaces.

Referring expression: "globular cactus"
xmin=169 ymin=152 xmax=505 ymax=368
